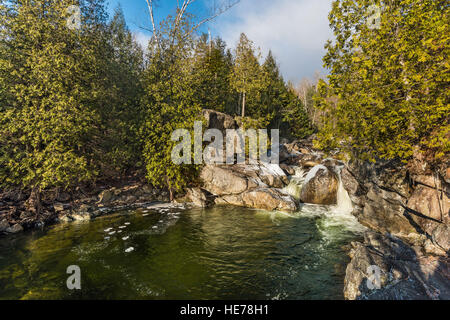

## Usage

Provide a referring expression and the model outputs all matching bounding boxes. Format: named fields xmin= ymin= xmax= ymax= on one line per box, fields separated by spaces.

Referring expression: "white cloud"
xmin=133 ymin=31 xmax=151 ymax=51
xmin=212 ymin=0 xmax=334 ymax=83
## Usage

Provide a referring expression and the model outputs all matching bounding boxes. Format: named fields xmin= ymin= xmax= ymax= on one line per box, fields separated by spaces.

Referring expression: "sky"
xmin=106 ymin=0 xmax=334 ymax=83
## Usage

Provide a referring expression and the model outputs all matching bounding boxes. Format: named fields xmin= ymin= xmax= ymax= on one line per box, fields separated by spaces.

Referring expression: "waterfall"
xmin=333 ymin=172 xmax=353 ymax=215
xmin=282 ymin=167 xmax=305 ymax=200
xmin=322 ymin=167 xmax=365 ymax=235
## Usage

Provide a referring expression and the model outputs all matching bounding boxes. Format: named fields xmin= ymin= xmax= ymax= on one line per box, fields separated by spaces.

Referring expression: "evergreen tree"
xmin=0 ymin=0 xmax=105 ymax=212
xmin=261 ymin=51 xmax=286 ymax=129
xmin=230 ymin=33 xmax=268 ymax=122
xmin=140 ymin=14 xmax=202 ymax=200
xmin=98 ymin=5 xmax=144 ymax=175
xmin=316 ymin=0 xmax=449 ymax=163
xmin=192 ymin=34 xmax=236 ymax=113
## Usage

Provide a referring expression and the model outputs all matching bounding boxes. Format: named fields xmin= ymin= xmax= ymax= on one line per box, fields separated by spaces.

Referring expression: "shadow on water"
xmin=0 ymin=205 xmax=363 ymax=300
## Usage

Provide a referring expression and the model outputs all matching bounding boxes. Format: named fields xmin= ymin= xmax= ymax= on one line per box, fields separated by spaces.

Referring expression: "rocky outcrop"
xmin=182 ymin=188 xmax=215 ymax=208
xmin=299 ymin=165 xmax=339 ymax=205
xmin=344 ymin=231 xmax=450 ymax=300
xmin=200 ymin=163 xmax=297 ymax=212
xmin=342 ymin=158 xmax=450 ymax=300
xmin=342 ymin=159 xmax=449 ymax=252
xmin=216 ymin=188 xmax=297 ymax=212
xmin=202 ymin=109 xmax=238 ymax=133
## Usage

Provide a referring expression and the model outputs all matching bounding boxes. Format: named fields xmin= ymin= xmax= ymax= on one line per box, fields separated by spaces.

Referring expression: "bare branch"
xmin=187 ymin=0 xmax=240 ymax=37
xmin=145 ymin=0 xmax=159 ymax=45
xmin=171 ymin=0 xmax=192 ymax=42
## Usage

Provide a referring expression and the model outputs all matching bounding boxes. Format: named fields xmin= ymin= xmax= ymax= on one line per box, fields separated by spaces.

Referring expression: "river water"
xmin=0 ymin=199 xmax=364 ymax=300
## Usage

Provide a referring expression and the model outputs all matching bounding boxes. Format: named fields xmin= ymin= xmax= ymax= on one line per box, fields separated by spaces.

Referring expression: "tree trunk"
xmin=27 ymin=187 xmax=42 ymax=217
xmin=166 ymin=177 xmax=174 ymax=202
xmin=242 ymin=91 xmax=246 ymax=117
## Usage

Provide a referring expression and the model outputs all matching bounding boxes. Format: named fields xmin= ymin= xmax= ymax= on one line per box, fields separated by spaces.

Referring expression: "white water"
xmin=281 ymin=166 xmax=305 ymax=200
xmin=303 ymin=164 xmax=327 ymax=185
xmin=281 ymin=164 xmax=365 ymax=236
xmin=322 ymin=168 xmax=366 ymax=235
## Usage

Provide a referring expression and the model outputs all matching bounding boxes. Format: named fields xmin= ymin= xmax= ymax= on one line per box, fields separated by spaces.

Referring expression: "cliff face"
xmin=342 ymin=159 xmax=450 ymax=299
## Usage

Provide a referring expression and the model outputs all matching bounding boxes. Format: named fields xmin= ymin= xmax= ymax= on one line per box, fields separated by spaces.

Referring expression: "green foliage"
xmin=0 ymin=0 xmax=144 ymax=195
xmin=191 ymin=34 xmax=236 ymax=113
xmin=98 ymin=5 xmax=144 ymax=174
xmin=140 ymin=14 xmax=202 ymax=198
xmin=230 ymin=33 xmax=269 ymax=119
xmin=0 ymin=0 xmax=315 ymax=203
xmin=0 ymin=0 xmax=101 ymax=191
xmin=317 ymin=0 xmax=450 ymax=162
xmin=281 ymin=85 xmax=316 ymax=140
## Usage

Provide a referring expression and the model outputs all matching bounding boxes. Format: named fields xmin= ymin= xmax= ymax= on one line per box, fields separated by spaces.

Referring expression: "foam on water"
xmin=281 ymin=166 xmax=305 ymax=200
xmin=282 ymin=165 xmax=365 ymax=238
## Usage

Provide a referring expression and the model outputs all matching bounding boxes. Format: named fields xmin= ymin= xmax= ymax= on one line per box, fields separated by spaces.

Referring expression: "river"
xmin=0 ymin=200 xmax=364 ymax=299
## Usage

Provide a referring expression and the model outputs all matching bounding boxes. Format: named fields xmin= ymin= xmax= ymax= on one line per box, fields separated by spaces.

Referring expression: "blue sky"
xmin=105 ymin=0 xmax=334 ymax=83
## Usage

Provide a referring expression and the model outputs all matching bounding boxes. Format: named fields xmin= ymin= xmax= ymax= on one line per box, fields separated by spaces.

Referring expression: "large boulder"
xmin=215 ymin=188 xmax=297 ymax=212
xmin=185 ymin=188 xmax=214 ymax=208
xmin=300 ymin=165 xmax=338 ymax=205
xmin=200 ymin=165 xmax=255 ymax=196
xmin=202 ymin=109 xmax=238 ymax=132
xmin=6 ymin=223 xmax=23 ymax=234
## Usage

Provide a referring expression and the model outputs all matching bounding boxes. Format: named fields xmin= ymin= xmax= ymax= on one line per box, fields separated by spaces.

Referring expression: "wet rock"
xmin=71 ymin=211 xmax=91 ymax=221
xmin=6 ymin=223 xmax=23 ymax=234
xmin=57 ymin=212 xmax=73 ymax=223
xmin=300 ymin=165 xmax=338 ymax=205
xmin=280 ymin=164 xmax=295 ymax=175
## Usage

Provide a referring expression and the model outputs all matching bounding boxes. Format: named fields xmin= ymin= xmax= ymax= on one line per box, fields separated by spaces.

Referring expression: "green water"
xmin=0 ymin=205 xmax=363 ymax=300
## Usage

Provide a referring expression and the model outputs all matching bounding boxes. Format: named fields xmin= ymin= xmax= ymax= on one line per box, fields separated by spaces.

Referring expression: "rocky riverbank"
xmin=0 ymin=177 xmax=171 ymax=236
xmin=341 ymin=158 xmax=449 ymax=299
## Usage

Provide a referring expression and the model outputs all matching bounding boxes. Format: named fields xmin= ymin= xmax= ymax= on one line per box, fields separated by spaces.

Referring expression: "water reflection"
xmin=0 ymin=205 xmax=363 ymax=300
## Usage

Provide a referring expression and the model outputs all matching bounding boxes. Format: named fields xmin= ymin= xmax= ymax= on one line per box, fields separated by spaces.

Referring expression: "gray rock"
xmin=6 ymin=223 xmax=23 ymax=234
xmin=344 ymin=231 xmax=450 ymax=300
xmin=185 ymin=188 xmax=213 ymax=208
xmin=0 ymin=219 xmax=9 ymax=232
xmin=216 ymin=188 xmax=297 ymax=212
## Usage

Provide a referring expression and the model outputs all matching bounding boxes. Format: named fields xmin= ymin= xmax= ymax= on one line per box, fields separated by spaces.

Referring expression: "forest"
xmin=0 ymin=0 xmax=448 ymax=209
